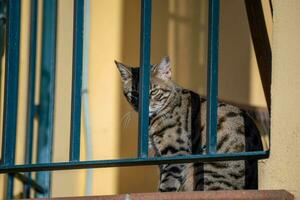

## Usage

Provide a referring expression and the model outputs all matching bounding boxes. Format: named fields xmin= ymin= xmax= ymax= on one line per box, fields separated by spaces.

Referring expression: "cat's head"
xmin=115 ymin=56 xmax=175 ymax=116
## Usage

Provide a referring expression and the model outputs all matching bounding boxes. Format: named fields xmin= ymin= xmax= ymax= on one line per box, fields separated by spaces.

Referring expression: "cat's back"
xmin=199 ymin=100 xmax=246 ymax=153
xmin=190 ymin=93 xmax=263 ymax=190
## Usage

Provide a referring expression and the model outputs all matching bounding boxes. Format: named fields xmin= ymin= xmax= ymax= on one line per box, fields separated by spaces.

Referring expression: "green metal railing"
xmin=0 ymin=0 xmax=269 ymax=199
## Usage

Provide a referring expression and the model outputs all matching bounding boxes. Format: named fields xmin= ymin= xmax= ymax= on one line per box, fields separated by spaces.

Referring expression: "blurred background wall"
xmin=3 ymin=0 xmax=299 ymax=198
xmin=259 ymin=1 xmax=300 ymax=199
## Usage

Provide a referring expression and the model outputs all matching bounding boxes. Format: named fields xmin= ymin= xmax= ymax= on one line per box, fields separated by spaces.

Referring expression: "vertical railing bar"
xmin=138 ymin=0 xmax=152 ymax=158
xmin=6 ymin=175 xmax=15 ymax=200
xmin=23 ymin=0 xmax=38 ymax=198
xmin=35 ymin=0 xmax=57 ymax=198
xmin=0 ymin=0 xmax=21 ymax=168
xmin=0 ymin=0 xmax=5 ymax=92
xmin=82 ymin=0 xmax=93 ymax=195
xmin=0 ymin=0 xmax=21 ymax=199
xmin=206 ymin=0 xmax=220 ymax=154
xmin=69 ymin=0 xmax=84 ymax=162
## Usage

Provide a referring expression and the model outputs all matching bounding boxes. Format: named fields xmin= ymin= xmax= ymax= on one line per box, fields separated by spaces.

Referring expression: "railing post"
xmin=206 ymin=0 xmax=220 ymax=154
xmin=0 ymin=0 xmax=5 ymax=83
xmin=23 ymin=0 xmax=38 ymax=198
xmin=36 ymin=0 xmax=57 ymax=198
xmin=69 ymin=0 xmax=84 ymax=162
xmin=138 ymin=0 xmax=152 ymax=158
xmin=0 ymin=0 xmax=21 ymax=199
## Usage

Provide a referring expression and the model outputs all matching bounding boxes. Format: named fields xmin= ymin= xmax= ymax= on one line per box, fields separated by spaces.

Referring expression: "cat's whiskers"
xmin=116 ymin=57 xmax=265 ymax=191
xmin=121 ymin=111 xmax=133 ymax=129
xmin=125 ymin=112 xmax=133 ymax=128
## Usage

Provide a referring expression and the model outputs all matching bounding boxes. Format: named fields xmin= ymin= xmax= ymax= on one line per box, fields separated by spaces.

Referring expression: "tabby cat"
xmin=115 ymin=56 xmax=263 ymax=191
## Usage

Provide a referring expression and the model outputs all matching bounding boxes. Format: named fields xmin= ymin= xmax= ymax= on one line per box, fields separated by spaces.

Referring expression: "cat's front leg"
xmin=158 ymin=164 xmax=185 ymax=192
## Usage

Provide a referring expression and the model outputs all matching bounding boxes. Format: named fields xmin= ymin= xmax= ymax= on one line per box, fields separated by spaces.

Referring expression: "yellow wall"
xmin=259 ymin=0 xmax=300 ymax=199
xmin=1 ymin=0 xmax=299 ymax=199
xmin=52 ymin=0 xmax=124 ymax=197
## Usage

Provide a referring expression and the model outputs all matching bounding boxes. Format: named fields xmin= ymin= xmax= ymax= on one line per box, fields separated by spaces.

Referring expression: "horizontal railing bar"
xmin=0 ymin=151 xmax=269 ymax=174
xmin=15 ymin=173 xmax=46 ymax=194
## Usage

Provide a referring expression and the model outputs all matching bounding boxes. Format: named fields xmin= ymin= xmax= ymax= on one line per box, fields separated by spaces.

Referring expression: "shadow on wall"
xmin=117 ymin=0 xmax=252 ymax=194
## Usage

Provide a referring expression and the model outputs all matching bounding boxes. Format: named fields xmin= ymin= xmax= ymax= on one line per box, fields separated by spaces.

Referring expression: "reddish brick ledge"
xmin=32 ymin=190 xmax=294 ymax=200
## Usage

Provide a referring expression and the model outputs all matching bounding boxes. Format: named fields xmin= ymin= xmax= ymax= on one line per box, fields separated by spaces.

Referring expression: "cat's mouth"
xmin=130 ymin=100 xmax=155 ymax=117
xmin=131 ymin=102 xmax=155 ymax=117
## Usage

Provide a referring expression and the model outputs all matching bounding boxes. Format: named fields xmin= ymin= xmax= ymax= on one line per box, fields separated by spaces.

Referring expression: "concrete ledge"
xmin=32 ymin=190 xmax=294 ymax=200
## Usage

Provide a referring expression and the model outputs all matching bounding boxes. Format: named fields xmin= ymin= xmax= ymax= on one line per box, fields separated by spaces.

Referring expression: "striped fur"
xmin=115 ymin=57 xmax=263 ymax=191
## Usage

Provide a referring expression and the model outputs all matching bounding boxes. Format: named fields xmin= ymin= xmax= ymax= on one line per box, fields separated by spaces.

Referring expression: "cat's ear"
xmin=154 ymin=56 xmax=171 ymax=80
xmin=115 ymin=60 xmax=132 ymax=82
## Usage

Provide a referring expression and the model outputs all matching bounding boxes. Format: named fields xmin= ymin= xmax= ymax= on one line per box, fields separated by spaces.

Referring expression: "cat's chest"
xmin=149 ymin=108 xmax=192 ymax=156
